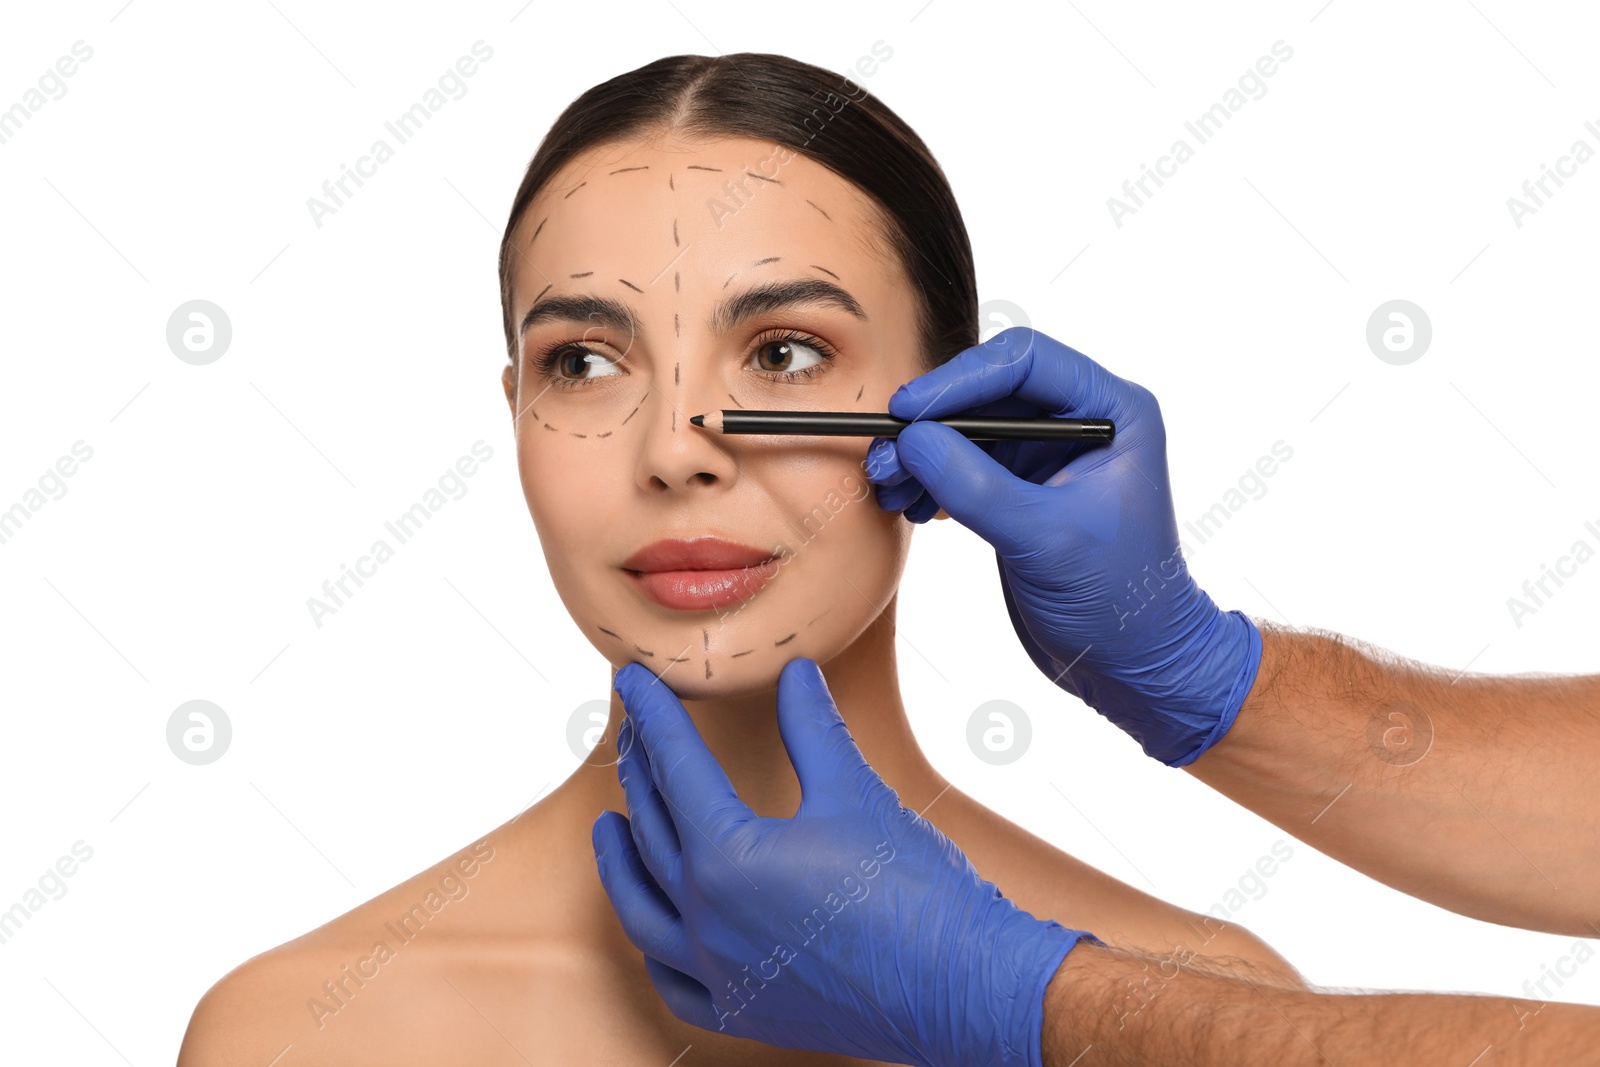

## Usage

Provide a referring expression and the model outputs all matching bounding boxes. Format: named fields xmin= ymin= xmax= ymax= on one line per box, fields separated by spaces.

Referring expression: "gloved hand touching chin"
xmin=593 ymin=657 xmax=1097 ymax=1067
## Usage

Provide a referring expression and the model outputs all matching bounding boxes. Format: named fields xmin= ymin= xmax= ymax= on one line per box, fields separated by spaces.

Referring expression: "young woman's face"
xmin=502 ymin=134 xmax=928 ymax=697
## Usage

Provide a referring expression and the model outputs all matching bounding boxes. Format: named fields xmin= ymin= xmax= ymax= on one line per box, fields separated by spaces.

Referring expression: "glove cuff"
xmin=989 ymin=912 xmax=1102 ymax=1067
xmin=1165 ymin=609 xmax=1263 ymax=768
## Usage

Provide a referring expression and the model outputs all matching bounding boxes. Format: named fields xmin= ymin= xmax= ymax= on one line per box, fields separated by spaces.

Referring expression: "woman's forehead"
xmin=516 ymin=136 xmax=888 ymax=282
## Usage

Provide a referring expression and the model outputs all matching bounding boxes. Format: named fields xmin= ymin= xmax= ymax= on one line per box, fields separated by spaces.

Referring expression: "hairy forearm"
xmin=1041 ymin=940 xmax=1596 ymax=1066
xmin=1186 ymin=621 xmax=1600 ymax=933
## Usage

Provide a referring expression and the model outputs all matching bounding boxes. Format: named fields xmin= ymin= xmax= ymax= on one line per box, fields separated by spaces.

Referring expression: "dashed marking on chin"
xmin=705 ymin=658 xmax=712 ymax=679
xmin=855 ymin=384 xmax=864 ymax=402
xmin=774 ymin=632 xmax=797 ymax=646
xmin=634 ymin=645 xmax=655 ymax=657
xmin=666 ymin=654 xmax=690 ymax=664
xmin=597 ymin=626 xmax=620 ymax=640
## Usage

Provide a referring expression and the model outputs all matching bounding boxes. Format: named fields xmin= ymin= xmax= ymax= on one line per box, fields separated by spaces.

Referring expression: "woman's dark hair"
xmin=497 ymin=52 xmax=976 ymax=373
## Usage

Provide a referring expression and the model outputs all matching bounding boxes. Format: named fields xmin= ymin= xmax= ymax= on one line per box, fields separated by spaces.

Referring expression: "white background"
xmin=2 ymin=0 xmax=1598 ymax=1061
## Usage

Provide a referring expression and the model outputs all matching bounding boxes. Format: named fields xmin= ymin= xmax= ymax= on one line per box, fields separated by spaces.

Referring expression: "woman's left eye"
xmin=749 ymin=331 xmax=837 ymax=383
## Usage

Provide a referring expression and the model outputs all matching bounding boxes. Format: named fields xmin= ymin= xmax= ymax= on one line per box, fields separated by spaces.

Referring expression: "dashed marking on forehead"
xmin=806 ymin=200 xmax=831 ymax=222
xmin=570 ymin=271 xmax=592 ymax=279
xmin=686 ymin=165 xmax=723 ymax=172
xmin=609 ymin=165 xmax=650 ymax=175
xmin=619 ymin=279 xmax=643 ymax=293
xmin=810 ymin=264 xmax=840 ymax=280
xmin=672 ymin=219 xmax=679 ymax=248
xmin=753 ymin=256 xmax=780 ymax=267
xmin=563 ymin=181 xmax=587 ymax=199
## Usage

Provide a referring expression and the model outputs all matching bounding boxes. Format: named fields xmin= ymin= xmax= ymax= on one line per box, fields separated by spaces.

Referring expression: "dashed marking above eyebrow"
xmin=686 ymin=165 xmax=723 ymax=172
xmin=809 ymin=264 xmax=840 ymax=280
xmin=806 ymin=199 xmax=831 ymax=221
xmin=723 ymin=272 xmax=738 ymax=289
xmin=533 ymin=282 xmax=553 ymax=302
xmin=753 ymin=256 xmax=780 ymax=267
xmin=746 ymin=171 xmax=780 ymax=185
xmin=570 ymin=271 xmax=593 ymax=278
xmin=563 ymin=181 xmax=587 ymax=199
xmin=619 ymin=279 xmax=643 ymax=293
xmin=609 ymin=165 xmax=650 ymax=174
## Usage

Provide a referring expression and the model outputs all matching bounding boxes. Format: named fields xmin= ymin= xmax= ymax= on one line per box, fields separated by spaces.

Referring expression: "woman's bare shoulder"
xmin=176 ymin=818 xmax=556 ymax=1066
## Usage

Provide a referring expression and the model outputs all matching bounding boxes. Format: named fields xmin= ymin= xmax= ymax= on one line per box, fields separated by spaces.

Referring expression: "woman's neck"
xmin=562 ymin=595 xmax=950 ymax=820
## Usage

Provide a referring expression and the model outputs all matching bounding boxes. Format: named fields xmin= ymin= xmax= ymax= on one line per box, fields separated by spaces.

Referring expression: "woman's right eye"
xmin=536 ymin=345 xmax=625 ymax=388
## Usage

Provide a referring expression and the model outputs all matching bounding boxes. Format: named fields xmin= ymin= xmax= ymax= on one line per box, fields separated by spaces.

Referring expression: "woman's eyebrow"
xmin=519 ymin=276 xmax=867 ymax=342
xmin=708 ymin=278 xmax=868 ymax=334
xmin=519 ymin=293 xmax=637 ymax=340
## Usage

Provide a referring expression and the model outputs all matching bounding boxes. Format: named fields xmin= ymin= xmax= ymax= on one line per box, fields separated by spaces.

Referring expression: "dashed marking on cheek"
xmin=666 ymin=654 xmax=690 ymax=664
xmin=543 ymin=423 xmax=558 ymax=432
xmin=727 ymin=393 xmax=743 ymax=408
xmin=672 ymin=219 xmax=679 ymax=248
xmin=596 ymin=430 xmax=613 ymax=438
xmin=563 ymin=181 xmax=587 ymax=199
xmin=730 ymin=649 xmax=753 ymax=658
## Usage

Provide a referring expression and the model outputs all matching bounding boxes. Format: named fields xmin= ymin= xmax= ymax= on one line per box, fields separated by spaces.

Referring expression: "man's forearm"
xmin=1185 ymin=621 xmax=1600 ymax=933
xmin=1041 ymin=940 xmax=1596 ymax=1067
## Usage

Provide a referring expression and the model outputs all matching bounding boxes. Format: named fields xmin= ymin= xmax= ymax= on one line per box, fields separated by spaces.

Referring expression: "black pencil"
xmin=689 ymin=409 xmax=1114 ymax=442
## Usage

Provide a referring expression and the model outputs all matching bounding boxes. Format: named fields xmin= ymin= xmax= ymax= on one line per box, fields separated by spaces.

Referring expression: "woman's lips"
xmin=621 ymin=536 xmax=781 ymax=611
xmin=626 ymin=560 xmax=780 ymax=611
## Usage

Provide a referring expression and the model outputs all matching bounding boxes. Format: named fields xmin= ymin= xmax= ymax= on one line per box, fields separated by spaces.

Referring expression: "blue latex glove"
xmin=865 ymin=327 xmax=1262 ymax=767
xmin=593 ymin=657 xmax=1097 ymax=1067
